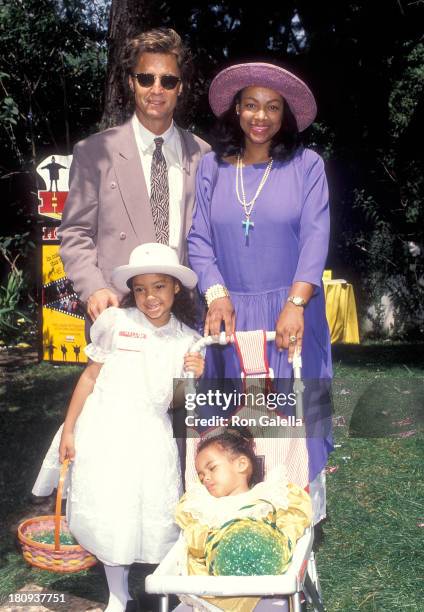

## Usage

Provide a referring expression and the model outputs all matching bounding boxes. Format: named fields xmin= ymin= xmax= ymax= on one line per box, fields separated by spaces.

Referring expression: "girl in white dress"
xmin=32 ymin=243 xmax=204 ymax=612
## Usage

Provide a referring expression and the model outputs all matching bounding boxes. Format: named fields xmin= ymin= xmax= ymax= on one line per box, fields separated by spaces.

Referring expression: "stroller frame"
xmin=146 ymin=332 xmax=325 ymax=612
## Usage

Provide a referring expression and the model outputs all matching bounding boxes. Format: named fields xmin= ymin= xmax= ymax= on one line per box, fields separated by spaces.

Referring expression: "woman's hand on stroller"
xmin=59 ymin=431 xmax=76 ymax=462
xmin=184 ymin=352 xmax=205 ymax=378
xmin=204 ymin=297 xmax=235 ymax=340
xmin=275 ymin=303 xmax=304 ymax=363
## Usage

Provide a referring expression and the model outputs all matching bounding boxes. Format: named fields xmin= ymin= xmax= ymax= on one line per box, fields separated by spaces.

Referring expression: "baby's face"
xmin=195 ymin=443 xmax=250 ymax=497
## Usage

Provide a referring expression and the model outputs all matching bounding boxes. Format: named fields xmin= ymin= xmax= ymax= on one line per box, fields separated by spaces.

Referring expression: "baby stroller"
xmin=146 ymin=331 xmax=325 ymax=612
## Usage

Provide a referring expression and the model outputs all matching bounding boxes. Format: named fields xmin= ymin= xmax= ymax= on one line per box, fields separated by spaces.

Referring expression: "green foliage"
xmin=0 ymin=234 xmax=36 ymax=345
xmin=0 ymin=1 xmax=110 ymax=347
xmin=308 ymin=122 xmax=336 ymax=160
xmin=337 ymin=28 xmax=423 ymax=337
xmin=389 ymin=43 xmax=424 ymax=139
xmin=0 ymin=0 xmax=110 ymax=166
xmin=0 ymin=73 xmax=19 ymax=128
xmin=0 ymin=267 xmax=26 ymax=330
xmin=344 ymin=184 xmax=424 ymax=338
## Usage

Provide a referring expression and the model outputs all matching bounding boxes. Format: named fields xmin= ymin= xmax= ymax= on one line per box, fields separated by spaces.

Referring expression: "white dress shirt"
xmin=131 ymin=114 xmax=184 ymax=250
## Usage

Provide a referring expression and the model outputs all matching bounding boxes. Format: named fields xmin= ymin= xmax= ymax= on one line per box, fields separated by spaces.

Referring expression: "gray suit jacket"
xmin=58 ymin=120 xmax=210 ymax=302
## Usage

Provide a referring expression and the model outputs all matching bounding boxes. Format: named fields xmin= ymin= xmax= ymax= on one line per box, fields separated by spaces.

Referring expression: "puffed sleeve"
xmin=83 ymin=307 xmax=120 ymax=363
xmin=275 ymin=483 xmax=312 ymax=546
xmin=175 ymin=494 xmax=210 ymax=576
xmin=187 ymin=153 xmax=226 ymax=294
xmin=293 ymin=150 xmax=330 ymax=287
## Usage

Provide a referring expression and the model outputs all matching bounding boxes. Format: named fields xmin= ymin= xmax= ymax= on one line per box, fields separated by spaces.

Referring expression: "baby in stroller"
xmin=173 ymin=428 xmax=312 ymax=612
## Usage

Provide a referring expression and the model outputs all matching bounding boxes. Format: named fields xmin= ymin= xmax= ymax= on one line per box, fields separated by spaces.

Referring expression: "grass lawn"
xmin=0 ymin=343 xmax=423 ymax=611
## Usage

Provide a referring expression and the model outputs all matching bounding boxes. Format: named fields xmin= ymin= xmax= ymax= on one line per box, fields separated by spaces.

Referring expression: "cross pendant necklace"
xmin=235 ymin=155 xmax=273 ymax=241
xmin=242 ymin=217 xmax=254 ymax=237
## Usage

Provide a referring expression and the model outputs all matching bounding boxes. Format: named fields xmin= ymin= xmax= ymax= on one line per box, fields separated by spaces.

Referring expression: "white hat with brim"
xmin=111 ymin=243 xmax=198 ymax=293
xmin=209 ymin=62 xmax=317 ymax=132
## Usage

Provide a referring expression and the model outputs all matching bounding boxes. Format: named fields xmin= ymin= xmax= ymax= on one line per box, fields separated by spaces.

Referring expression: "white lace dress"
xmin=32 ymin=307 xmax=200 ymax=565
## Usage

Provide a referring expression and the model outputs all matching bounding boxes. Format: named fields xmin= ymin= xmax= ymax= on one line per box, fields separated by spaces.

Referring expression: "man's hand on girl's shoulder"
xmin=87 ymin=288 xmax=119 ymax=320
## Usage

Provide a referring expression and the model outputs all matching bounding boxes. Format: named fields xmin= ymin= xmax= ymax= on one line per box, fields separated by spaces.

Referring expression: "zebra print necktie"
xmin=150 ymin=137 xmax=169 ymax=244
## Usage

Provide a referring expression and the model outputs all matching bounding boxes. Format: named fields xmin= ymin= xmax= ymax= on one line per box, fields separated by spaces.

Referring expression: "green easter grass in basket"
xmin=31 ymin=531 xmax=78 ymax=546
xmin=17 ymin=459 xmax=97 ymax=573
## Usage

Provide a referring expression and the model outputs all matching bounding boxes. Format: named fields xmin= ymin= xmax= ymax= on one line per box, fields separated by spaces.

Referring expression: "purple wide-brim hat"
xmin=209 ymin=62 xmax=317 ymax=132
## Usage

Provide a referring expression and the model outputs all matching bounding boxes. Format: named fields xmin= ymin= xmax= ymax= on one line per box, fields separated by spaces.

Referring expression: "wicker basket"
xmin=17 ymin=459 xmax=97 ymax=573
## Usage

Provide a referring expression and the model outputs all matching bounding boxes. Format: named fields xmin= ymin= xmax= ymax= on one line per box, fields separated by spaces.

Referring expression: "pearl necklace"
xmin=235 ymin=155 xmax=273 ymax=238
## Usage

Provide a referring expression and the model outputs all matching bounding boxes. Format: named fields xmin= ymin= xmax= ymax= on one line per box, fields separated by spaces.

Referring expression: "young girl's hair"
xmin=120 ymin=277 xmax=198 ymax=328
xmin=197 ymin=427 xmax=262 ymax=487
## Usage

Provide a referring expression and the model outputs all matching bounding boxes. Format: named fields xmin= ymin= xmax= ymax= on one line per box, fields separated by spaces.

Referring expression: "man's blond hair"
xmin=123 ymin=27 xmax=192 ymax=84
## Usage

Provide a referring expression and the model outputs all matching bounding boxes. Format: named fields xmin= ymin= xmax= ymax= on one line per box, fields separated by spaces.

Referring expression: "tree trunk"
xmin=100 ymin=0 xmax=157 ymax=129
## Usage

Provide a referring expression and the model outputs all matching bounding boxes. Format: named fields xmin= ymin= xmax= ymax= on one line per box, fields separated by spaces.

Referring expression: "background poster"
xmin=41 ymin=242 xmax=87 ymax=364
xmin=37 ymin=155 xmax=87 ymax=364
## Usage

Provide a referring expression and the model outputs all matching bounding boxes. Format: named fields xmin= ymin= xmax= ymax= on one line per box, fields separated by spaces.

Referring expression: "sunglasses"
xmin=131 ymin=73 xmax=181 ymax=90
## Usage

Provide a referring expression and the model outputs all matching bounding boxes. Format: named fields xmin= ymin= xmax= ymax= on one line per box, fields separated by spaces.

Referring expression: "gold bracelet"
xmin=205 ymin=284 xmax=230 ymax=308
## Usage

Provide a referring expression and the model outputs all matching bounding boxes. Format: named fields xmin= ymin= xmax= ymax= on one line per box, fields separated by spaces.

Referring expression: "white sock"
xmin=103 ymin=564 xmax=128 ymax=612
xmin=123 ymin=565 xmax=133 ymax=601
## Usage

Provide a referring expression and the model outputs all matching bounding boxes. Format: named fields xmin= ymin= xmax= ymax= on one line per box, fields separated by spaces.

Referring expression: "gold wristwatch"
xmin=287 ymin=296 xmax=307 ymax=307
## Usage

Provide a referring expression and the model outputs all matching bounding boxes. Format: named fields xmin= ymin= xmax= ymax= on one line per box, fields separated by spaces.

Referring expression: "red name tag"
xmin=117 ymin=330 xmax=147 ymax=352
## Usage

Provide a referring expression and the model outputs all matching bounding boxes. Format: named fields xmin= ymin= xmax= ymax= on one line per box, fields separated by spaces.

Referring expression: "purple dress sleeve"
xmin=187 ymin=153 xmax=226 ymax=294
xmin=293 ymin=152 xmax=330 ymax=288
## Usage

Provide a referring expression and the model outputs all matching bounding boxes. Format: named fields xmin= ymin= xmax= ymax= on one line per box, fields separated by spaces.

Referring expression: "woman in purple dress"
xmin=187 ymin=62 xmax=332 ymax=522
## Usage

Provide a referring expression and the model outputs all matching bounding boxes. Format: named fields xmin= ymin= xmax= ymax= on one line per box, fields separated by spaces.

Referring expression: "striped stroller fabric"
xmin=233 ymin=330 xmax=270 ymax=377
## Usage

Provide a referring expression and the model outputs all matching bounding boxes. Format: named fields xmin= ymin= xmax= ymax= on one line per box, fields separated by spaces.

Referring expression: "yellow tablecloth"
xmin=323 ymin=281 xmax=360 ymax=344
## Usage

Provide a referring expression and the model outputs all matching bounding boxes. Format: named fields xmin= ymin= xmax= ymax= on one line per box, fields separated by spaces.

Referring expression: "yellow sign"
xmin=41 ymin=244 xmax=87 ymax=363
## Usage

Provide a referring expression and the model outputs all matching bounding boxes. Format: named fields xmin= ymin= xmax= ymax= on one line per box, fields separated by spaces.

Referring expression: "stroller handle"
xmin=188 ymin=331 xmax=302 ymax=373
xmin=185 ymin=331 xmax=304 ymax=420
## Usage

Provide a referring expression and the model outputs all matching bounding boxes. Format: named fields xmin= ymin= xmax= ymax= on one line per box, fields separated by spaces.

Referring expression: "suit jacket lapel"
xmin=113 ymin=121 xmax=156 ymax=242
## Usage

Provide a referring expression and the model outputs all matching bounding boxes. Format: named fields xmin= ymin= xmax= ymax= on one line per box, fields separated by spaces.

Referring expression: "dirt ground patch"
xmin=0 ymin=348 xmax=39 ymax=379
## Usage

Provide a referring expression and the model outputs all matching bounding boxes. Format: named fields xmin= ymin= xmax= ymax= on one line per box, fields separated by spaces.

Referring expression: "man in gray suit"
xmin=58 ymin=28 xmax=210 ymax=321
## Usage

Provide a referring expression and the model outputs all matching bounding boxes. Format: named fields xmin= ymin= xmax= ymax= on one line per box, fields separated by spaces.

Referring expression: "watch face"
xmin=290 ymin=296 xmax=305 ymax=306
